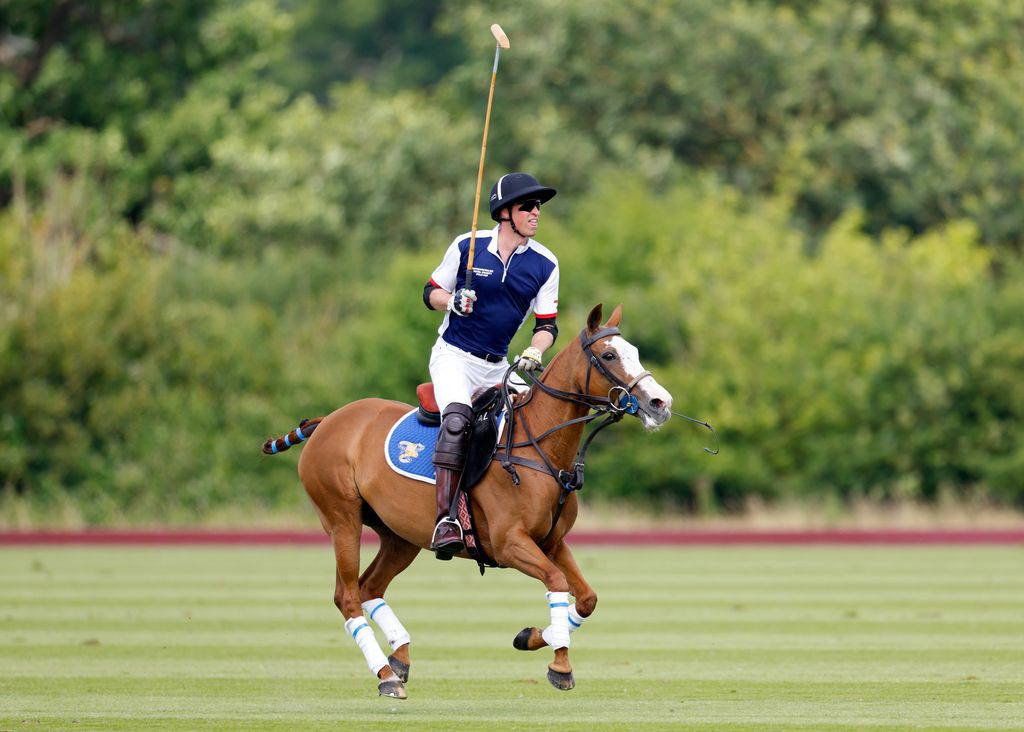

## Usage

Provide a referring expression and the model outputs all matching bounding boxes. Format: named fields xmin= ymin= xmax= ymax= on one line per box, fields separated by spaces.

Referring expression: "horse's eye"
xmin=601 ymin=351 xmax=617 ymax=361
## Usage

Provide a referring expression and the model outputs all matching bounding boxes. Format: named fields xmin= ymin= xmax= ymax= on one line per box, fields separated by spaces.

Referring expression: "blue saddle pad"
xmin=384 ymin=408 xmax=508 ymax=485
xmin=384 ymin=410 xmax=439 ymax=484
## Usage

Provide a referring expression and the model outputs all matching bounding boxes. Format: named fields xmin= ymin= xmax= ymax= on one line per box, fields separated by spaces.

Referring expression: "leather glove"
xmin=447 ymin=288 xmax=477 ymax=316
xmin=514 ymin=346 xmax=544 ymax=372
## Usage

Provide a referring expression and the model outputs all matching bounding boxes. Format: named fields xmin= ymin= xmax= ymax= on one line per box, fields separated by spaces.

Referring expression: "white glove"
xmin=447 ymin=288 xmax=477 ymax=316
xmin=514 ymin=346 xmax=544 ymax=372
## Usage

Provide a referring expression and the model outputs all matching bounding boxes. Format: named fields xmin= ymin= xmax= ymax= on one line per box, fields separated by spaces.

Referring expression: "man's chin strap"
xmin=499 ymin=212 xmax=526 ymax=238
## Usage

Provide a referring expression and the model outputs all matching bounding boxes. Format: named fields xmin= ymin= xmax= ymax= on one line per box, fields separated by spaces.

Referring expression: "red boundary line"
xmin=0 ymin=529 xmax=1022 ymax=546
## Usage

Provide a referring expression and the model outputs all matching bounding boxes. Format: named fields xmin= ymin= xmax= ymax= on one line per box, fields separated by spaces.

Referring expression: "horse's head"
xmin=577 ymin=303 xmax=673 ymax=430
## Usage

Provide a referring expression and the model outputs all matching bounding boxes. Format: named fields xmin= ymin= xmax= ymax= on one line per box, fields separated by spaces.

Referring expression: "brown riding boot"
xmin=430 ymin=403 xmax=473 ymax=559
xmin=430 ymin=466 xmax=464 ymax=559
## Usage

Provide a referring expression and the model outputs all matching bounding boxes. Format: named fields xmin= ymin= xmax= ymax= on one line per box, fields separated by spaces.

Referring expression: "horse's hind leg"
xmin=331 ymin=524 xmax=407 ymax=699
xmin=358 ymin=528 xmax=422 ymax=683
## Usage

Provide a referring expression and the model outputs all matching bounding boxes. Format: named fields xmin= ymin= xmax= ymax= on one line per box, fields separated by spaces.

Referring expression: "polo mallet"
xmin=464 ymin=23 xmax=510 ymax=291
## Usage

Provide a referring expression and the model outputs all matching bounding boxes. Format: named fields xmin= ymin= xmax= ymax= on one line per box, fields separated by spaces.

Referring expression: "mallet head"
xmin=490 ymin=24 xmax=510 ymax=49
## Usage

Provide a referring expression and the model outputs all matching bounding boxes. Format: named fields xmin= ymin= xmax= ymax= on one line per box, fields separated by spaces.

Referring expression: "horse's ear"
xmin=586 ymin=303 xmax=603 ymax=332
xmin=605 ymin=304 xmax=622 ymax=328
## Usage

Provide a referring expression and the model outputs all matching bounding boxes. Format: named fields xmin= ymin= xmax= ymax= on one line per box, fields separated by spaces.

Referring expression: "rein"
xmin=497 ymin=326 xmax=651 ymax=548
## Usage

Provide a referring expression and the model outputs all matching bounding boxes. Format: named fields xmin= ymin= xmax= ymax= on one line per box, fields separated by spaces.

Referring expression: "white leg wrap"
xmin=568 ymin=602 xmax=585 ymax=635
xmin=541 ymin=591 xmax=571 ymax=650
xmin=361 ymin=598 xmax=411 ymax=650
xmin=344 ymin=616 xmax=389 ymax=676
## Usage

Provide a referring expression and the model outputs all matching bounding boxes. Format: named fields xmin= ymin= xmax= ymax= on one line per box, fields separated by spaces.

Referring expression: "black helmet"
xmin=489 ymin=172 xmax=557 ymax=222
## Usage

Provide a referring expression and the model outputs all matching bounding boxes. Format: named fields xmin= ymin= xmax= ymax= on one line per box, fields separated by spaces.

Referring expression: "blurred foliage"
xmin=548 ymin=175 xmax=1024 ymax=511
xmin=0 ymin=174 xmax=365 ymax=521
xmin=442 ymin=0 xmax=1024 ymax=247
xmin=271 ymin=0 xmax=466 ymax=95
xmin=144 ymin=83 xmax=480 ymax=257
xmin=1 ymin=0 xmax=1023 ymax=523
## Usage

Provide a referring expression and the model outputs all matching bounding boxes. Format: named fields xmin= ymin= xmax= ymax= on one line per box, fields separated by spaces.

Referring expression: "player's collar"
xmin=486 ymin=225 xmax=531 ymax=255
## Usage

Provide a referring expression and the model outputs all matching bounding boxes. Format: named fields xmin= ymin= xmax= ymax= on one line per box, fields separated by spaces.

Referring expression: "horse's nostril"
xmin=650 ymin=398 xmax=665 ymax=411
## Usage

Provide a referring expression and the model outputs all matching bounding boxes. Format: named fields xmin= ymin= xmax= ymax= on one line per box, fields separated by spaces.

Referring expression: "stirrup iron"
xmin=432 ymin=517 xmax=464 ymax=543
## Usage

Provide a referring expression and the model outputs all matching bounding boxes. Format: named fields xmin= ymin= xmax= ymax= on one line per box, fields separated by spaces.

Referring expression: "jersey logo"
xmin=397 ymin=440 xmax=426 ymax=463
xmin=472 ymin=266 xmax=494 ymax=278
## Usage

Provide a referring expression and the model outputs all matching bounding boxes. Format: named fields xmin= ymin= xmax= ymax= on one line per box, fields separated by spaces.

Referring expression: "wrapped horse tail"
xmin=262 ymin=418 xmax=323 ymax=455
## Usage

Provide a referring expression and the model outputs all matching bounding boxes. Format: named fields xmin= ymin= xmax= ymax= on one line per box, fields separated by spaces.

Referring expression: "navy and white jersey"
xmin=429 ymin=226 xmax=559 ymax=357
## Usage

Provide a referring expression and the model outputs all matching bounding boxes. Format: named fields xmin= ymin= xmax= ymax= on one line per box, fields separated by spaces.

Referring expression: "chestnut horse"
xmin=262 ymin=303 xmax=673 ymax=699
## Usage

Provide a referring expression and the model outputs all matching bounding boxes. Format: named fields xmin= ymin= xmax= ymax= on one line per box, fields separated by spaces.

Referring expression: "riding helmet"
xmin=489 ymin=172 xmax=557 ymax=221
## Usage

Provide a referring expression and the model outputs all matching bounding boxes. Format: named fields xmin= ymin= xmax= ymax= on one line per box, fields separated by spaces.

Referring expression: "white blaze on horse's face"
xmin=606 ymin=336 xmax=674 ymax=430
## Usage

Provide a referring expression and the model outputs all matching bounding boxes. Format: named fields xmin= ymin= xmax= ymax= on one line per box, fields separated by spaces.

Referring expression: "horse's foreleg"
xmin=332 ymin=529 xmax=407 ymax=700
xmin=495 ymin=531 xmax=576 ymax=690
xmin=552 ymin=539 xmax=595 ymax=626
xmin=513 ymin=540 xmax=593 ymax=652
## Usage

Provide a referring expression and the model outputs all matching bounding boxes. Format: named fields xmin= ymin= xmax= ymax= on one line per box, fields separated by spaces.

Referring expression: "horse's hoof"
xmin=546 ymin=666 xmax=575 ymax=691
xmin=388 ymin=654 xmax=410 ymax=683
xmin=378 ymin=677 xmax=407 ymax=699
xmin=513 ymin=626 xmax=545 ymax=651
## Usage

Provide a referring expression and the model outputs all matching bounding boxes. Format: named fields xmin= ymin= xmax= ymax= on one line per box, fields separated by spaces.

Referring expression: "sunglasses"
xmin=516 ymin=199 xmax=542 ymax=213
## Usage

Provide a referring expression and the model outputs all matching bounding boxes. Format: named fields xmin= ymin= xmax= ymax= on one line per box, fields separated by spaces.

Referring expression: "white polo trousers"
xmin=429 ymin=338 xmax=525 ymax=414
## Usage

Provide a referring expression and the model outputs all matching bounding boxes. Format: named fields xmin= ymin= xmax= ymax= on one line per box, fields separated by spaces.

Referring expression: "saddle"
xmin=414 ymin=383 xmax=505 ymax=491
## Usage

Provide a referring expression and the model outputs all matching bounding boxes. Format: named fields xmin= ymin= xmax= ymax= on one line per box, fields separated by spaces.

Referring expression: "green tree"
xmin=551 ymin=174 xmax=1024 ymax=509
xmin=445 ymin=0 xmax=1024 ymax=247
xmin=273 ymin=0 xmax=467 ymax=96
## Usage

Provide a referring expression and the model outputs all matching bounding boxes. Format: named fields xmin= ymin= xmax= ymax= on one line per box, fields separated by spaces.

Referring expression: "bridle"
xmin=507 ymin=326 xmax=654 ymax=415
xmin=496 ymin=326 xmax=655 ymax=547
xmin=578 ymin=326 xmax=655 ymax=415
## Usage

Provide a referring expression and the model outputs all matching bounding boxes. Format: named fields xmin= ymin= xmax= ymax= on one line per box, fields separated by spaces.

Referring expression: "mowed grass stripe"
xmin=2 ymin=650 xmax=1022 ymax=684
xmin=3 ymin=624 xmax=1023 ymax=652
xmin=2 ymin=673 xmax=1022 ymax=730
xmin=1 ymin=546 xmax=1022 ymax=731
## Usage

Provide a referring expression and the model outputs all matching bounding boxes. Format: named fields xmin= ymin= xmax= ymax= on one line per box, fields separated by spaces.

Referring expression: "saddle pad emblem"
xmin=397 ymin=440 xmax=426 ymax=463
xmin=384 ymin=410 xmax=439 ymax=484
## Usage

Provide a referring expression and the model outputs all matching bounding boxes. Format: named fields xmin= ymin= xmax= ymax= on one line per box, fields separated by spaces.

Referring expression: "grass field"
xmin=1 ymin=544 xmax=1022 ymax=731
